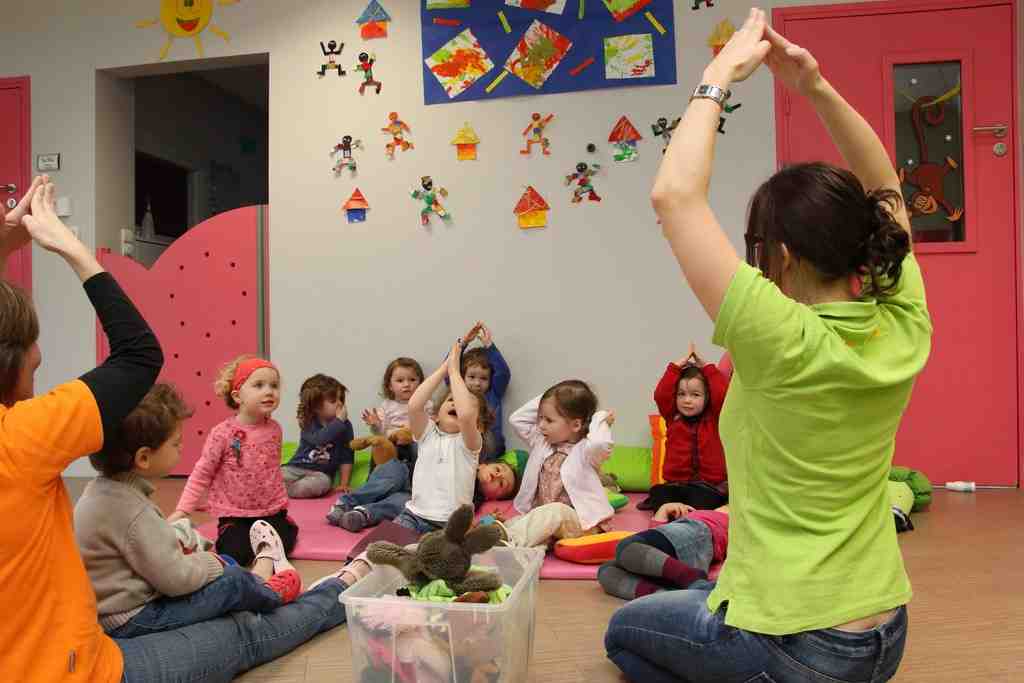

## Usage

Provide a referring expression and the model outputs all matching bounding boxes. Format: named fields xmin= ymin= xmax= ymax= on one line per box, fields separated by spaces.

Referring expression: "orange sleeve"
xmin=0 ymin=380 xmax=103 ymax=481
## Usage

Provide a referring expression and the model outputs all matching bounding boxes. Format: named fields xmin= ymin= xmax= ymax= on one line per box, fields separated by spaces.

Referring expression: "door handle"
xmin=972 ymin=125 xmax=1007 ymax=138
xmin=3 ymin=183 xmax=15 ymax=194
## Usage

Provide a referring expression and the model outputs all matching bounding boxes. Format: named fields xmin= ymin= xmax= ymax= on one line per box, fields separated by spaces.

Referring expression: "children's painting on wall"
xmin=425 ymin=28 xmax=495 ymax=98
xmin=604 ymin=33 xmax=654 ymax=79
xmin=602 ymin=0 xmax=652 ymax=22
xmin=136 ymin=0 xmax=241 ymax=61
xmin=504 ymin=19 xmax=573 ymax=89
xmin=505 ymin=0 xmax=569 ymax=14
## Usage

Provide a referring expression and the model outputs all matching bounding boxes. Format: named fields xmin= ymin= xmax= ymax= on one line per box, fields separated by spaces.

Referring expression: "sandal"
xmin=250 ymin=520 xmax=295 ymax=575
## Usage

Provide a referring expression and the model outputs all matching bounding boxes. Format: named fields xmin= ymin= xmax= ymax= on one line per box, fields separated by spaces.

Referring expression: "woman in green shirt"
xmin=605 ymin=9 xmax=929 ymax=683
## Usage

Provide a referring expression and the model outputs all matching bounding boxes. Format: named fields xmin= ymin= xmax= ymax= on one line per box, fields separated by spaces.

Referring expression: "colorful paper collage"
xmin=504 ymin=20 xmax=573 ymax=89
xmin=420 ymin=0 xmax=676 ymax=104
xmin=505 ymin=0 xmax=569 ymax=14
xmin=514 ymin=186 xmax=550 ymax=229
xmin=603 ymin=33 xmax=654 ymax=79
xmin=425 ymin=28 xmax=495 ymax=98
xmin=601 ymin=0 xmax=652 ymax=22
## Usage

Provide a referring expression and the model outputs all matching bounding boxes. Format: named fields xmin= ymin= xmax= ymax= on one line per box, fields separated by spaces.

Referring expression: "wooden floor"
xmin=65 ymin=479 xmax=1024 ymax=682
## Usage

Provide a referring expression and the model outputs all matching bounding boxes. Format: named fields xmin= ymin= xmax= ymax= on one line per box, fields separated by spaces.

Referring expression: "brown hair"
xmin=541 ymin=380 xmax=598 ymax=438
xmin=460 ymin=348 xmax=492 ymax=376
xmin=213 ymin=354 xmax=278 ymax=409
xmin=436 ymin=387 xmax=494 ymax=434
xmin=89 ymin=383 xmax=193 ymax=477
xmin=0 ymin=281 xmax=40 ymax=406
xmin=745 ymin=162 xmax=910 ymax=298
xmin=297 ymin=374 xmax=347 ymax=430
xmin=380 ymin=357 xmax=425 ymax=400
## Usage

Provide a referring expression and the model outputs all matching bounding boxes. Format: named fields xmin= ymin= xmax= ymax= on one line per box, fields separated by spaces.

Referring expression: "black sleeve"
xmin=79 ymin=272 xmax=164 ymax=442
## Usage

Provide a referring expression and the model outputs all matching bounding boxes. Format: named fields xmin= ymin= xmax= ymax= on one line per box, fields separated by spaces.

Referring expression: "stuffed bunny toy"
xmin=367 ymin=504 xmax=503 ymax=595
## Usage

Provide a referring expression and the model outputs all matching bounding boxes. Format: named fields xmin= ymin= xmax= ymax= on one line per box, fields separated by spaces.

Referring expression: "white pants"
xmin=503 ymin=503 xmax=586 ymax=548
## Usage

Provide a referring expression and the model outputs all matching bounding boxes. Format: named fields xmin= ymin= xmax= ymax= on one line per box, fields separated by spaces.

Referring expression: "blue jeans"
xmin=605 ymin=585 xmax=907 ymax=683
xmin=334 ymin=458 xmax=410 ymax=524
xmin=116 ymin=578 xmax=348 ymax=682
xmin=109 ymin=565 xmax=282 ymax=638
xmin=394 ymin=508 xmax=444 ymax=535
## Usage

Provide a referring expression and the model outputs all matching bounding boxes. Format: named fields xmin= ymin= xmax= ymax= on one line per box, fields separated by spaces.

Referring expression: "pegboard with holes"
xmin=97 ymin=205 xmax=269 ymax=475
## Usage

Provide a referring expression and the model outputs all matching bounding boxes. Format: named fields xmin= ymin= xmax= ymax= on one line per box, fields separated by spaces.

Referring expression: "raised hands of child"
xmin=654 ymin=502 xmax=695 ymax=523
xmin=361 ymin=408 xmax=381 ymax=429
xmin=479 ymin=323 xmax=494 ymax=348
xmin=447 ymin=341 xmax=463 ymax=375
xmin=461 ymin=321 xmax=483 ymax=346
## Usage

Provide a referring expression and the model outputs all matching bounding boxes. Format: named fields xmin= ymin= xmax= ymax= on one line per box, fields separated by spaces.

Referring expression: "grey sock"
xmin=339 ymin=508 xmax=369 ymax=532
xmin=617 ymin=541 xmax=672 ymax=578
xmin=598 ymin=563 xmax=663 ymax=600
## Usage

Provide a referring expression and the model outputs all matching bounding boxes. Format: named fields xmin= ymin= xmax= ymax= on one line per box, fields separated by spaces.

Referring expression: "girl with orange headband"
xmin=170 ymin=355 xmax=297 ymax=567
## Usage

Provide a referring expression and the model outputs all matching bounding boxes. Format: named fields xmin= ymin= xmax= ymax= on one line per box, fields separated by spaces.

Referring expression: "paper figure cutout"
xmin=514 ymin=186 xmax=550 ymax=229
xmin=411 ymin=176 xmax=451 ymax=226
xmin=717 ymin=103 xmax=741 ymax=135
xmin=356 ymin=0 xmax=391 ymax=39
xmin=506 ymin=0 xmax=569 ymax=14
xmin=565 ymin=162 xmax=602 ymax=203
xmin=609 ymin=116 xmax=642 ymax=162
xmin=691 ymin=0 xmax=713 ymax=9
xmin=485 ymin=70 xmax=509 ymax=93
xmin=343 ymin=188 xmax=370 ymax=223
xmin=427 ymin=0 xmax=470 ymax=7
xmin=521 ymin=113 xmax=554 ymax=156
xmin=451 ymin=122 xmax=480 ymax=160
xmin=425 ymin=28 xmax=495 ymax=99
xmin=381 ymin=112 xmax=414 ymax=158
xmin=601 ymin=0 xmax=651 ymax=22
xmin=707 ymin=19 xmax=735 ymax=56
xmin=604 ymin=34 xmax=654 ymax=79
xmin=898 ymin=96 xmax=963 ymax=222
xmin=498 ymin=10 xmax=512 ymax=32
xmin=652 ymin=116 xmax=681 ymax=153
xmin=331 ymin=136 xmax=363 ymax=174
xmin=356 ymin=52 xmax=382 ymax=94
xmin=504 ymin=20 xmax=573 ymax=90
xmin=136 ymin=0 xmax=240 ymax=61
xmin=317 ymin=40 xmax=346 ymax=77
xmin=644 ymin=10 xmax=666 ymax=35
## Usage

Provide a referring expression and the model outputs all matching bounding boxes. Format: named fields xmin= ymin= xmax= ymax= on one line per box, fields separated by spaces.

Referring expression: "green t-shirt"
xmin=708 ymin=253 xmax=932 ymax=635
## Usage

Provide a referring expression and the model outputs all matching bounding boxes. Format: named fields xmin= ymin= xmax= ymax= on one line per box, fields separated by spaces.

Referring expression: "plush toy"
xmin=367 ymin=504 xmax=503 ymax=595
xmin=889 ymin=466 xmax=932 ymax=511
xmin=350 ymin=428 xmax=414 ymax=466
xmin=554 ymin=530 xmax=636 ymax=564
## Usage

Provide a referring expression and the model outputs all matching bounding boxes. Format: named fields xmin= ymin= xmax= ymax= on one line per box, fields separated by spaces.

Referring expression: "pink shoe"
xmin=250 ymin=520 xmax=295 ymax=575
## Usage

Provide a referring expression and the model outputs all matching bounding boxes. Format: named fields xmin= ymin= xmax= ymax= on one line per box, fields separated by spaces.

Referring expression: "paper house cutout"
xmin=356 ymin=0 xmax=391 ymax=39
xmin=609 ymin=115 xmax=643 ymax=161
xmin=513 ymin=185 xmax=550 ymax=229
xmin=451 ymin=122 xmax=481 ymax=161
xmin=707 ymin=19 xmax=735 ymax=56
xmin=343 ymin=188 xmax=370 ymax=223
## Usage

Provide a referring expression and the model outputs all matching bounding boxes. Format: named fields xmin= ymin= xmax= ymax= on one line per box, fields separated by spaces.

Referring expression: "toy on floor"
xmin=411 ymin=176 xmax=451 ymax=226
xmin=554 ymin=530 xmax=636 ymax=564
xmin=350 ymin=429 xmax=413 ymax=467
xmin=889 ymin=465 xmax=932 ymax=510
xmin=565 ymin=162 xmax=602 ymax=203
xmin=367 ymin=504 xmax=502 ymax=597
xmin=317 ymin=40 xmax=346 ymax=77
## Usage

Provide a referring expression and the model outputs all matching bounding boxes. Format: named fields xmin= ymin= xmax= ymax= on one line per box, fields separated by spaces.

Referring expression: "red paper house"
xmin=514 ymin=186 xmax=550 ymax=229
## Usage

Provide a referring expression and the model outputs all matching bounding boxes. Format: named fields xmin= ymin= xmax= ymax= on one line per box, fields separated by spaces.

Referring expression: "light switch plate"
xmin=36 ymin=153 xmax=61 ymax=172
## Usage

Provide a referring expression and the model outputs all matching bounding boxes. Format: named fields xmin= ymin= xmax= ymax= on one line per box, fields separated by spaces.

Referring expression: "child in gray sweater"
xmin=74 ymin=384 xmax=302 ymax=636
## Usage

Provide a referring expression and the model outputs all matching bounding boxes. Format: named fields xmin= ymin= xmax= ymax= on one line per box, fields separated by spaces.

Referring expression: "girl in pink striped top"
xmin=170 ymin=355 xmax=296 ymax=567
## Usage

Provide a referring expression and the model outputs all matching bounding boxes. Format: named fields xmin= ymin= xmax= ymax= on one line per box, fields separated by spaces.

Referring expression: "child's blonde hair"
xmin=380 ymin=357 xmax=425 ymax=400
xmin=213 ymin=354 xmax=278 ymax=409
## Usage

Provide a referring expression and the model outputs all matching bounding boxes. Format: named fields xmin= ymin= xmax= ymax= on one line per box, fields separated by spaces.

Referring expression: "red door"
xmin=0 ymin=77 xmax=31 ymax=292
xmin=774 ymin=0 xmax=1019 ymax=485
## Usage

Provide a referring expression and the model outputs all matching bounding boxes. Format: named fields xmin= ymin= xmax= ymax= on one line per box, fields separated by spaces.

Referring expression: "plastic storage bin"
xmin=340 ymin=547 xmax=544 ymax=683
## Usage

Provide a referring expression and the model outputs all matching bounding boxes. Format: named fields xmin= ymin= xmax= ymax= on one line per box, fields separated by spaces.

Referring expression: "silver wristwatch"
xmin=690 ymin=84 xmax=731 ymax=109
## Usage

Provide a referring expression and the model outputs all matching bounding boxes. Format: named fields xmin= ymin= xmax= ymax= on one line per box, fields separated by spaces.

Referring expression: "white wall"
xmin=0 ymin=0 xmax=1019 ymax=476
